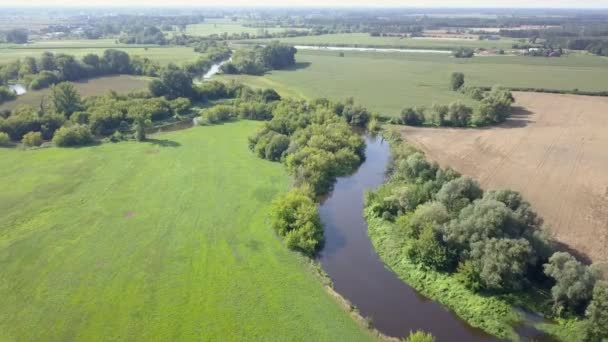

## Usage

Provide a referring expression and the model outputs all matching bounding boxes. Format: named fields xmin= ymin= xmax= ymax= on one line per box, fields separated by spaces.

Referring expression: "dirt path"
xmin=401 ymin=92 xmax=608 ymax=265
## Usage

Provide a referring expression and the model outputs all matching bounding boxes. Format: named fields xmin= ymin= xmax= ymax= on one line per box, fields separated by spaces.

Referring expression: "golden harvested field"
xmin=401 ymin=92 xmax=608 ymax=265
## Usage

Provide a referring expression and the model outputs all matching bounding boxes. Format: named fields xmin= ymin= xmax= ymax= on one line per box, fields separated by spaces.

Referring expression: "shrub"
xmin=29 ymin=70 xmax=59 ymax=90
xmin=264 ymin=134 xmax=290 ymax=161
xmin=21 ymin=131 xmax=43 ymax=147
xmin=404 ymin=330 xmax=435 ymax=342
xmin=450 ymin=72 xmax=465 ymax=90
xmin=0 ymin=86 xmax=16 ymax=104
xmin=0 ymin=105 xmax=41 ymax=140
xmin=0 ymin=132 xmax=10 ymax=146
xmin=200 ymin=105 xmax=235 ymax=125
xmin=585 ymin=281 xmax=608 ymax=341
xmin=407 ymin=224 xmax=451 ymax=270
xmin=400 ymin=107 xmax=424 ymax=126
xmin=270 ymin=187 xmax=323 ymax=255
xmin=455 ymin=260 xmax=483 ymax=292
xmin=453 ymin=47 xmax=475 ymax=58
xmin=446 ymin=101 xmax=473 ymax=127
xmin=544 ymin=252 xmax=599 ymax=314
xmin=52 ymin=124 xmax=94 ymax=147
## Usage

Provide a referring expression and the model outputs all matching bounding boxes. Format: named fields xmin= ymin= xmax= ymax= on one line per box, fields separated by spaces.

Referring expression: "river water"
xmin=293 ymin=45 xmax=452 ymax=54
xmin=202 ymin=58 xmax=232 ymax=80
xmin=317 ymin=135 xmax=496 ymax=341
xmin=8 ymin=84 xmax=27 ymax=95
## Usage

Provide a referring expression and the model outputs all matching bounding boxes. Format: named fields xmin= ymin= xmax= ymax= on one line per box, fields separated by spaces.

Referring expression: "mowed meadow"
xmin=0 ymin=122 xmax=372 ymax=341
xmin=0 ymin=39 xmax=202 ymax=65
xmin=221 ymin=49 xmax=608 ymax=117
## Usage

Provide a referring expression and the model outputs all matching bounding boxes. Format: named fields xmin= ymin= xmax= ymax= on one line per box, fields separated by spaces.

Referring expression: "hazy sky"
xmin=3 ymin=0 xmax=608 ymax=8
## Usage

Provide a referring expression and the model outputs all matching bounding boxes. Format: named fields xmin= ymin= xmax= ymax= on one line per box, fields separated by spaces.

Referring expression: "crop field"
xmin=0 ymin=75 xmax=151 ymax=111
xmin=0 ymin=121 xmax=372 ymax=341
xmin=400 ymin=92 xmax=608 ymax=266
xmin=0 ymin=39 xmax=201 ymax=65
xmin=220 ymin=49 xmax=608 ymax=117
xmin=238 ymin=32 xmax=520 ymax=50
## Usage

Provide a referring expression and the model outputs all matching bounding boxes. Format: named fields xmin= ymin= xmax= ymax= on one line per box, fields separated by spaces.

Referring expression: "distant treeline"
xmin=0 ymin=45 xmax=231 ymax=93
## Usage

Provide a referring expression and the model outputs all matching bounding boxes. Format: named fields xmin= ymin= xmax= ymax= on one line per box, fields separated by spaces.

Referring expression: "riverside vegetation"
xmin=364 ymin=130 xmax=608 ymax=341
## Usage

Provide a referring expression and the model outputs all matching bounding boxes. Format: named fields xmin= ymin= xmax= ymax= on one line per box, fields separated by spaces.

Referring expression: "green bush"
xmin=21 ymin=131 xmax=43 ymax=147
xmin=450 ymin=72 xmax=465 ymax=91
xmin=0 ymin=132 xmax=10 ymax=146
xmin=404 ymin=330 xmax=435 ymax=342
xmin=270 ymin=187 xmax=323 ymax=255
xmin=0 ymin=86 xmax=16 ymax=104
xmin=52 ymin=124 xmax=94 ymax=147
xmin=200 ymin=105 xmax=235 ymax=125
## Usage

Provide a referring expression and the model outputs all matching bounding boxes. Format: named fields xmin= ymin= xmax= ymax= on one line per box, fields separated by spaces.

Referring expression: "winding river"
xmin=317 ymin=135 xmax=496 ymax=341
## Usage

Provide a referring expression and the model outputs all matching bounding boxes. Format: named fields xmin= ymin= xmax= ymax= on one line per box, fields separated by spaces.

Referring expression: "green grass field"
xmin=0 ymin=122 xmax=372 ymax=341
xmin=0 ymin=39 xmax=201 ymax=65
xmin=0 ymin=75 xmax=151 ymax=112
xmin=220 ymin=49 xmax=608 ymax=117
xmin=237 ymin=32 xmax=520 ymax=50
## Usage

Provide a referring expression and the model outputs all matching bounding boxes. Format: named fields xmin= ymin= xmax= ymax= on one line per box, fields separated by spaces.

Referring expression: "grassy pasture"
xmin=0 ymin=121 xmax=372 ymax=341
xmin=0 ymin=39 xmax=201 ymax=65
xmin=220 ymin=49 xmax=608 ymax=117
xmin=237 ymin=32 xmax=520 ymax=50
xmin=186 ymin=22 xmax=306 ymax=37
xmin=0 ymin=75 xmax=151 ymax=112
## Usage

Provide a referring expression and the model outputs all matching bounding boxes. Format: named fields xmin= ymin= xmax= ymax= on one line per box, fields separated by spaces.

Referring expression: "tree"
xmin=51 ymin=82 xmax=83 ymax=118
xmin=21 ymin=131 xmax=43 ymax=147
xmin=270 ymin=187 xmax=323 ymax=255
xmin=424 ymin=104 xmax=447 ymax=126
xmin=38 ymin=52 xmax=56 ymax=71
xmin=585 ymin=281 xmax=608 ymax=342
xmin=445 ymin=199 xmax=518 ymax=251
xmin=264 ymin=134 xmax=290 ymax=161
xmin=400 ymin=107 xmax=423 ymax=126
xmin=544 ymin=252 xmax=599 ymax=314
xmin=6 ymin=29 xmax=28 ymax=44
xmin=450 ymin=72 xmax=465 ymax=90
xmin=158 ymin=65 xmax=193 ymax=100
xmin=470 ymin=238 xmax=533 ymax=290
xmin=446 ymin=101 xmax=472 ymax=127
xmin=435 ymin=177 xmax=482 ymax=213
xmin=129 ymin=107 xmax=152 ymax=141
xmin=102 ymin=49 xmax=131 ymax=74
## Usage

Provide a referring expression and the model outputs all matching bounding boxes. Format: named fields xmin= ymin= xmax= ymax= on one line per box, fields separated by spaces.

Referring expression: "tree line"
xmin=221 ymin=42 xmax=297 ymax=75
xmin=364 ymin=134 xmax=608 ymax=341
xmin=0 ymin=45 xmax=231 ymax=95
xmin=394 ymin=73 xmax=514 ymax=128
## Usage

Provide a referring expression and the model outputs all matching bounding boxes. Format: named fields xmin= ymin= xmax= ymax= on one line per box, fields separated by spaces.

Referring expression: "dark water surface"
xmin=317 ymin=135 xmax=497 ymax=341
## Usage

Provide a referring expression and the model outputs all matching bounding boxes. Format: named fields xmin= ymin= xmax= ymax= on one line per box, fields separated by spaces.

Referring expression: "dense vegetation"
xmin=222 ymin=42 xmax=297 ymax=75
xmin=0 ymin=86 xmax=16 ymax=104
xmin=364 ymin=132 xmax=608 ymax=341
